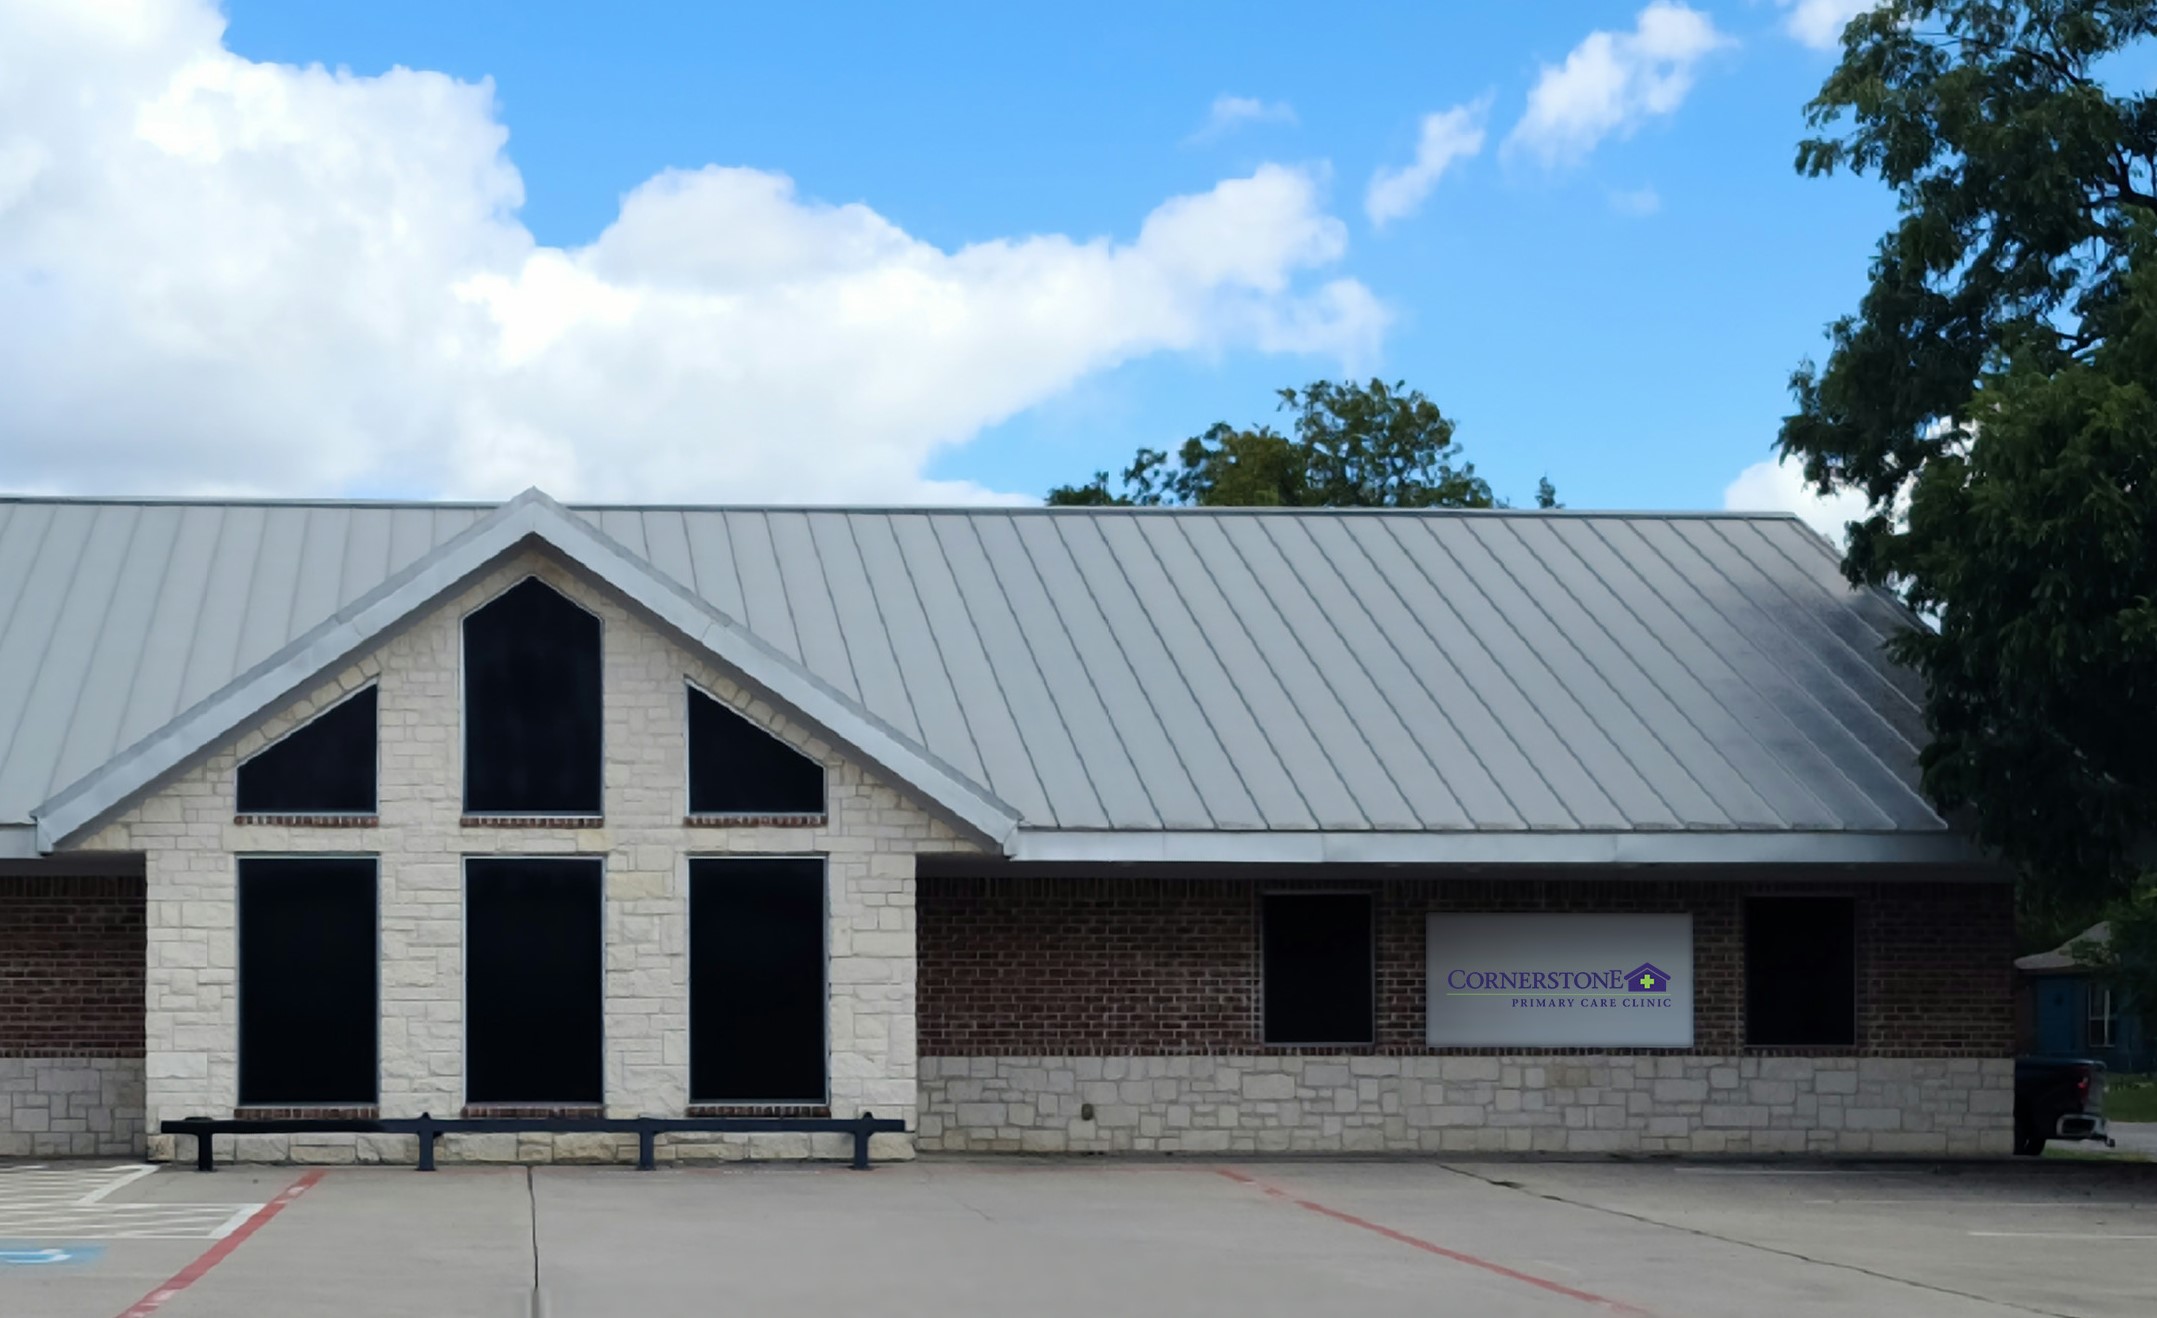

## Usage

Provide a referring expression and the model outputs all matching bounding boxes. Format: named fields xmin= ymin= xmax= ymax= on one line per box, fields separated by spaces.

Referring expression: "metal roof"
xmin=0 ymin=493 xmax=1966 ymax=863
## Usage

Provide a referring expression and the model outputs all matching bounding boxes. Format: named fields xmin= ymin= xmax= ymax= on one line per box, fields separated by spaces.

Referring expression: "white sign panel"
xmin=1426 ymin=914 xmax=1694 ymax=1047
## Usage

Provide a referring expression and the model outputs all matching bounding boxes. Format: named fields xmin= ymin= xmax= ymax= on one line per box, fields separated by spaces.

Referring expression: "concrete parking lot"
xmin=0 ymin=1156 xmax=2151 ymax=1317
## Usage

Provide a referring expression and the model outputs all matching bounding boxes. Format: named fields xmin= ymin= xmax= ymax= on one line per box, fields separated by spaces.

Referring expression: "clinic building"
xmin=0 ymin=491 xmax=2012 ymax=1162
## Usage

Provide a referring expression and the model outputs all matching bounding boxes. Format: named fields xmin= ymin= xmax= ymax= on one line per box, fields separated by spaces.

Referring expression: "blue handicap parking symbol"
xmin=0 ymin=1243 xmax=104 ymax=1266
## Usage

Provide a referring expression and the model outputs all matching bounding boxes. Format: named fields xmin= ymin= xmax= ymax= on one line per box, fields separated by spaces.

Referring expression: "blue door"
xmin=2032 ymin=977 xmax=2085 ymax=1055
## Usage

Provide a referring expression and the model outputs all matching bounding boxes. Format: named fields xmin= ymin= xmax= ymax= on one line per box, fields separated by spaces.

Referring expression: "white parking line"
xmin=0 ymin=1163 xmax=265 ymax=1241
xmin=78 ymin=1165 xmax=160 ymax=1205
xmin=207 ymin=1204 xmax=260 ymax=1240
xmin=1809 ymin=1200 xmax=2156 ymax=1208
xmin=1966 ymin=1231 xmax=2157 ymax=1241
xmin=1670 ymin=1168 xmax=1867 ymax=1176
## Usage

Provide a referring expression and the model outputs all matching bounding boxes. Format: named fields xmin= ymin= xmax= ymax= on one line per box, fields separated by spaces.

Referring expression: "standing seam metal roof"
xmin=0 ymin=497 xmax=1944 ymax=843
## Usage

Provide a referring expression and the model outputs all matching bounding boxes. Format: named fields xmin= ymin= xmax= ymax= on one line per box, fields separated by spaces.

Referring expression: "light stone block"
xmin=918 ymin=1055 xmax=2013 ymax=1157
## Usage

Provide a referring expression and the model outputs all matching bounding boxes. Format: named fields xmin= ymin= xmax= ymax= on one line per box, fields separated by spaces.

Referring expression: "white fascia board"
xmin=34 ymin=489 xmax=1018 ymax=853
xmin=1006 ymin=828 xmax=1992 ymax=868
xmin=0 ymin=826 xmax=36 ymax=860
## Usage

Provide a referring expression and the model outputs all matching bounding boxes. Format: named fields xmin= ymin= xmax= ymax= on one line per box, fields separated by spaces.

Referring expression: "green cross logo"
xmin=1638 ymin=973 xmax=1657 ymax=989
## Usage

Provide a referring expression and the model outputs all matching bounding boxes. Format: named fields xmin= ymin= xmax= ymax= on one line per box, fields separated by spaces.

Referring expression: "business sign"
xmin=1426 ymin=914 xmax=1693 ymax=1047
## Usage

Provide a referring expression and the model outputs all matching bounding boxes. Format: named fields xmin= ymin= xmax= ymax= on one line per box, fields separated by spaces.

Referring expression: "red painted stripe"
xmin=1212 ymin=1168 xmax=1652 ymax=1316
xmin=115 ymin=1169 xmax=325 ymax=1318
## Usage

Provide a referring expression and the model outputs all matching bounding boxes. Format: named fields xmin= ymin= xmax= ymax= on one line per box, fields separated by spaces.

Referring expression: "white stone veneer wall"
xmin=0 ymin=1059 xmax=144 ymax=1157
xmin=68 ymin=550 xmax=977 ymax=1164
xmin=918 ymin=1056 xmax=2015 ymax=1156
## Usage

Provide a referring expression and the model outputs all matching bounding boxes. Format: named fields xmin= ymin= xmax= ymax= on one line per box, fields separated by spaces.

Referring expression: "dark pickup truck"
xmin=2014 ymin=1057 xmax=2111 ymax=1155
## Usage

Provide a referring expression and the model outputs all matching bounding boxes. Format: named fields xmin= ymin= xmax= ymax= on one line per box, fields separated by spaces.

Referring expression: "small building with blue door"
xmin=2018 ymin=924 xmax=2154 ymax=1072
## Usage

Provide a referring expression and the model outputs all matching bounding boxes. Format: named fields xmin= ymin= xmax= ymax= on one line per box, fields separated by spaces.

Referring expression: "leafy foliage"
xmin=1784 ymin=2 xmax=2157 ymax=938
xmin=1889 ymin=238 xmax=2157 ymax=904
xmin=1783 ymin=0 xmax=2157 ymax=584
xmin=1048 ymin=379 xmax=1558 ymax=510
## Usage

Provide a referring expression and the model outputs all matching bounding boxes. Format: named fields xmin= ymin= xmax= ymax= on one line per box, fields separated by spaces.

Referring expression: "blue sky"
xmin=1 ymin=1 xmax=1890 ymax=522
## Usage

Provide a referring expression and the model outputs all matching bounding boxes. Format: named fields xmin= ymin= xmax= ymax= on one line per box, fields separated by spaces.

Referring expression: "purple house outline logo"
xmin=1625 ymin=963 xmax=1671 ymax=993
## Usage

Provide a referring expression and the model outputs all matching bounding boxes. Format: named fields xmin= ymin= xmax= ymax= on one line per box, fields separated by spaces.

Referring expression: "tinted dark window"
xmin=236 ymin=687 xmax=377 ymax=814
xmin=466 ymin=858 xmax=603 ymax=1104
xmin=1745 ymin=897 xmax=1857 ymax=1047
xmin=239 ymin=858 xmax=377 ymax=1105
xmin=687 ymin=686 xmax=824 ymax=815
xmin=1262 ymin=893 xmax=1373 ymax=1045
xmin=463 ymin=580 xmax=602 ymax=814
xmin=691 ymin=859 xmax=826 ymax=1103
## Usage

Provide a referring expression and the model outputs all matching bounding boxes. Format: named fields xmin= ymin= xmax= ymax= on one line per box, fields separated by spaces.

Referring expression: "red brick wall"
xmin=1860 ymin=883 xmax=2015 ymax=1055
xmin=0 ymin=876 xmax=146 ymax=1058
xmin=918 ymin=874 xmax=2013 ymax=1058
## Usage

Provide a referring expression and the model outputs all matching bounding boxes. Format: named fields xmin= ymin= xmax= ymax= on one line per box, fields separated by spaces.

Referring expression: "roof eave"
xmin=1005 ymin=828 xmax=1995 ymax=868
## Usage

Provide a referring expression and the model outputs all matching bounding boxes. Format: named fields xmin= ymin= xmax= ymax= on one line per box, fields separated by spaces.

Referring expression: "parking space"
xmin=0 ymin=1164 xmax=257 ymax=1242
xmin=0 ymin=1157 xmax=2149 ymax=1317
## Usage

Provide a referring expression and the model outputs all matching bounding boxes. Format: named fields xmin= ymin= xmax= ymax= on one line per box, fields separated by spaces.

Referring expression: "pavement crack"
xmin=947 ymin=1190 xmax=996 ymax=1225
xmin=1438 ymin=1164 xmax=2080 ymax=1318
xmin=527 ymin=1165 xmax=544 ymax=1317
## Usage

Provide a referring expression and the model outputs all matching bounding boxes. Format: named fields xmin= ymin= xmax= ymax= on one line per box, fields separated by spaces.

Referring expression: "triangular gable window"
xmin=688 ymin=684 xmax=825 ymax=816
xmin=235 ymin=686 xmax=378 ymax=815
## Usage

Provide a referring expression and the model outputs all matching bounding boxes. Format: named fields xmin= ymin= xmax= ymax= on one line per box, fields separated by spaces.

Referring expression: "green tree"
xmin=1891 ymin=235 xmax=2157 ymax=904
xmin=1781 ymin=1 xmax=2157 ymax=981
xmin=1048 ymin=379 xmax=1558 ymax=510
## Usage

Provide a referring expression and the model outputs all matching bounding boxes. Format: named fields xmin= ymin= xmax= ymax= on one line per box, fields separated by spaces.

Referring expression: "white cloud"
xmin=1780 ymin=0 xmax=1876 ymax=51
xmin=1505 ymin=2 xmax=1732 ymax=167
xmin=1190 ymin=94 xmax=1297 ymax=142
xmin=1609 ymin=185 xmax=1662 ymax=217
xmin=1722 ymin=457 xmax=1872 ymax=544
xmin=1364 ymin=98 xmax=1489 ymax=228
xmin=0 ymin=1 xmax=1383 ymax=502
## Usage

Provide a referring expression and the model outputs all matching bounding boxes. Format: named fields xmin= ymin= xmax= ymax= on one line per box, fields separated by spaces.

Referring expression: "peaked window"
xmin=464 ymin=579 xmax=603 ymax=815
xmin=687 ymin=684 xmax=825 ymax=815
xmin=235 ymin=686 xmax=378 ymax=815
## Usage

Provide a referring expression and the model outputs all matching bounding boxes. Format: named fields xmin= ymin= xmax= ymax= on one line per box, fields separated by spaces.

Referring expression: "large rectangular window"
xmin=239 ymin=857 xmax=377 ymax=1106
xmin=1744 ymin=896 xmax=1857 ymax=1047
xmin=1262 ymin=892 xmax=1374 ymax=1046
xmin=690 ymin=858 xmax=826 ymax=1104
xmin=465 ymin=858 xmax=604 ymax=1105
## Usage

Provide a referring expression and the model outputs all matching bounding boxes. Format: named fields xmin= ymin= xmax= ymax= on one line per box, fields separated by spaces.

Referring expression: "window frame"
xmin=683 ymin=679 xmax=828 ymax=819
xmin=458 ymin=575 xmax=606 ymax=819
xmin=2089 ymin=985 xmax=2117 ymax=1050
xmin=1742 ymin=895 xmax=1860 ymax=1050
xmin=686 ymin=853 xmax=831 ymax=1107
xmin=1258 ymin=888 xmax=1377 ymax=1048
xmin=233 ymin=682 xmax=380 ymax=819
xmin=235 ymin=852 xmax=381 ymax=1108
xmin=460 ymin=853 xmax=608 ymax=1107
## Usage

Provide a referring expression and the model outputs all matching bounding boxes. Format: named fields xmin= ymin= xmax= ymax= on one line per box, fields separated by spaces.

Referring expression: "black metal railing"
xmin=160 ymin=1113 xmax=906 ymax=1172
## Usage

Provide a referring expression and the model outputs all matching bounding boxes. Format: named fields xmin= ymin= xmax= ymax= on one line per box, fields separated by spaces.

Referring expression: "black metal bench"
xmin=160 ymin=1113 xmax=907 ymax=1172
